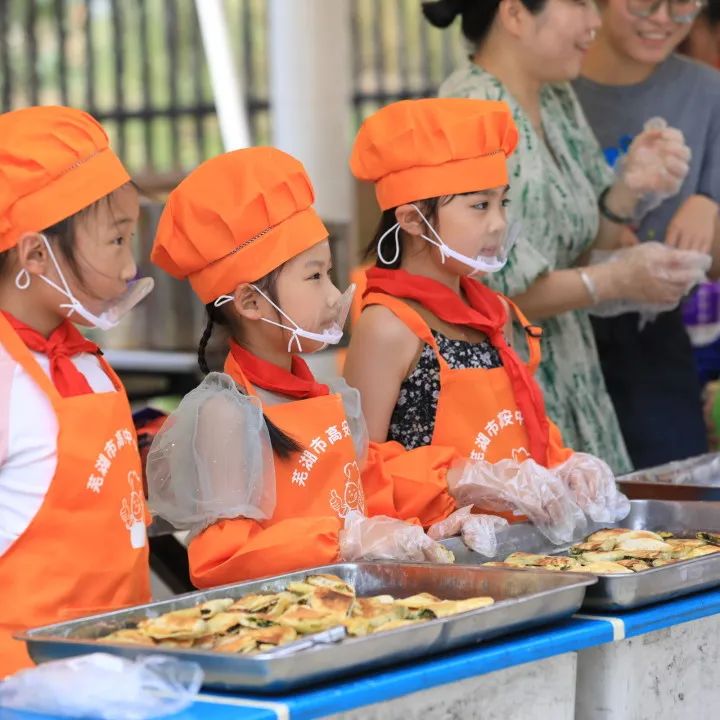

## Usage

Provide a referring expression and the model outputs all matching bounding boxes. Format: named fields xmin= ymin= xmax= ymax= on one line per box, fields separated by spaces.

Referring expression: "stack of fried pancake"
xmin=98 ymin=573 xmax=495 ymax=654
xmin=484 ymin=529 xmax=720 ymax=575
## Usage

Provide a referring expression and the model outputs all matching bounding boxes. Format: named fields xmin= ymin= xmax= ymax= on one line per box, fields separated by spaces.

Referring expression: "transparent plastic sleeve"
xmin=339 ymin=510 xmax=454 ymax=564
xmin=555 ymin=452 xmax=631 ymax=524
xmin=147 ymin=372 xmax=276 ymax=536
xmin=0 ymin=653 xmax=203 ymax=720
xmin=428 ymin=505 xmax=509 ymax=557
xmin=447 ymin=459 xmax=587 ymax=545
xmin=329 ymin=377 xmax=369 ymax=466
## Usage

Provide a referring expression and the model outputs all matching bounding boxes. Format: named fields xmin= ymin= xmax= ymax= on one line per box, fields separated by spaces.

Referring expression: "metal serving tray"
xmin=617 ymin=453 xmax=720 ymax=501
xmin=444 ymin=500 xmax=720 ymax=612
xmin=18 ymin=562 xmax=594 ymax=693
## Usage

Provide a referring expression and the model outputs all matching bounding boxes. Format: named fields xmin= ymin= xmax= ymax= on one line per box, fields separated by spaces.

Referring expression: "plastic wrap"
xmin=0 ymin=653 xmax=203 ymax=720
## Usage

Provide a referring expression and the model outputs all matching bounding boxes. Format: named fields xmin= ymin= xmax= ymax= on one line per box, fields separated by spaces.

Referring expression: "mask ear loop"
xmin=31 ymin=234 xmax=85 ymax=319
xmin=376 ymin=222 xmax=402 ymax=266
xmin=252 ymin=285 xmax=311 ymax=353
xmin=15 ymin=268 xmax=30 ymax=290
xmin=214 ymin=295 xmax=234 ymax=308
xmin=213 ymin=293 xmax=305 ymax=352
xmin=410 ymin=204 xmax=451 ymax=264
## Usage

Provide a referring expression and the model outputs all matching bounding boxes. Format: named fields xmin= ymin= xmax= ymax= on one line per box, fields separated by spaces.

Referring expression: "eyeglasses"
xmin=627 ymin=0 xmax=706 ymax=24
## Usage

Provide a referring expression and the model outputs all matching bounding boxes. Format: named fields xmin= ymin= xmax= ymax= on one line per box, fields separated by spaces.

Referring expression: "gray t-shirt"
xmin=573 ymin=54 xmax=720 ymax=242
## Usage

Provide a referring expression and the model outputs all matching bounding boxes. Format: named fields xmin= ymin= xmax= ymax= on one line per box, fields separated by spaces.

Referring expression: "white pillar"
xmin=268 ymin=0 xmax=353 ymax=224
xmin=194 ymin=0 xmax=251 ymax=151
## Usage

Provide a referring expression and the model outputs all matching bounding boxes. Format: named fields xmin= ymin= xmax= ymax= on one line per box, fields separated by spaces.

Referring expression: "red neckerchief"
xmin=364 ymin=267 xmax=550 ymax=464
xmin=2 ymin=311 xmax=101 ymax=397
xmin=227 ymin=341 xmax=329 ymax=399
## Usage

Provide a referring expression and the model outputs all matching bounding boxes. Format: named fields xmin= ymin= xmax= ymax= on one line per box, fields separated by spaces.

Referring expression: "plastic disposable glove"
xmin=594 ymin=242 xmax=709 ymax=308
xmin=339 ymin=511 xmax=455 ymax=564
xmin=447 ymin=459 xmax=587 ymax=545
xmin=620 ymin=117 xmax=690 ymax=218
xmin=428 ymin=505 xmax=509 ymax=557
xmin=554 ymin=452 xmax=630 ymax=524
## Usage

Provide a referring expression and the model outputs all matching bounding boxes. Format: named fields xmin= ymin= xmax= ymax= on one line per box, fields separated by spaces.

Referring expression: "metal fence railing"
xmin=0 ymin=0 xmax=464 ymax=179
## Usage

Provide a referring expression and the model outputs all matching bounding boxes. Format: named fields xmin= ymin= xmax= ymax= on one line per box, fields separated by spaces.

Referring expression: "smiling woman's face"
xmin=598 ymin=0 xmax=694 ymax=66
xmin=512 ymin=0 xmax=603 ymax=82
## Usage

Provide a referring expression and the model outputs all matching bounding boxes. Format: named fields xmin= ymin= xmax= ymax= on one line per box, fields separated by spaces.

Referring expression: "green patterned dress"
xmin=439 ymin=63 xmax=632 ymax=473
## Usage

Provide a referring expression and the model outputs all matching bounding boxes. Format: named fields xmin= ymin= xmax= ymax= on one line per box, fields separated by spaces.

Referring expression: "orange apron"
xmin=0 ymin=315 xmax=151 ymax=677
xmin=363 ymin=293 xmax=572 ymax=520
xmin=189 ymin=354 xmax=365 ymax=587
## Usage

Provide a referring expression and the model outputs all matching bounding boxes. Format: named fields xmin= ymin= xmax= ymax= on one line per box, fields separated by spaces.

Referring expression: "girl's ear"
xmin=16 ymin=233 xmax=52 ymax=277
xmin=395 ymin=204 xmax=426 ymax=237
xmin=233 ymin=283 xmax=264 ymax=320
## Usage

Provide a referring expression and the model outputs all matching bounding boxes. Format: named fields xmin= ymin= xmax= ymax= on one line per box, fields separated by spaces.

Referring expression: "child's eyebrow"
xmin=464 ymin=185 xmax=511 ymax=198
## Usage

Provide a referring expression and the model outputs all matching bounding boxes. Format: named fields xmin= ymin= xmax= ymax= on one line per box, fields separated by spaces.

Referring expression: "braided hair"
xmin=198 ymin=272 xmax=302 ymax=459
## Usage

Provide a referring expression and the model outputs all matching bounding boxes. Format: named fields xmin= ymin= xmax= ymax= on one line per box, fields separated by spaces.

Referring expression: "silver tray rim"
xmin=17 ymin=561 xmax=597 ymax=652
xmin=443 ymin=500 xmax=720 ymax=611
xmin=16 ymin=562 xmax=597 ymax=691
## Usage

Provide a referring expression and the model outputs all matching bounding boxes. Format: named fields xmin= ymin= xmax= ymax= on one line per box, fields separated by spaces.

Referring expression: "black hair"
xmin=709 ymin=0 xmax=720 ymax=26
xmin=0 ymin=215 xmax=81 ymax=281
xmin=423 ymin=0 xmax=548 ymax=48
xmin=364 ymin=193 xmax=489 ymax=269
xmin=197 ymin=269 xmax=303 ymax=460
xmin=365 ymin=197 xmax=440 ymax=270
xmin=695 ymin=0 xmax=720 ymax=26
xmin=0 ymin=181 xmax=136 ymax=286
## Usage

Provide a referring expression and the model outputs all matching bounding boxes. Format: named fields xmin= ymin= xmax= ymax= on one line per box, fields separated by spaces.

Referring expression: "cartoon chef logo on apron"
xmin=120 ymin=471 xmax=148 ymax=549
xmin=330 ymin=460 xmax=366 ymax=518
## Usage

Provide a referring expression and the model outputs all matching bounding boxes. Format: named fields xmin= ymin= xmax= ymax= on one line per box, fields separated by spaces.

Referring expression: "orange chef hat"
xmin=152 ymin=147 xmax=329 ymax=304
xmin=0 ymin=105 xmax=131 ymax=253
xmin=350 ymin=98 xmax=518 ymax=210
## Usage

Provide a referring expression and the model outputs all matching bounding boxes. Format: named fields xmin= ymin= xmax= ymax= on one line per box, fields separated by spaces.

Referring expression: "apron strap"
xmin=96 ymin=355 xmax=123 ymax=392
xmin=0 ymin=314 xmax=61 ymax=402
xmin=223 ymin=352 xmax=260 ymax=398
xmin=363 ymin=291 xmax=542 ymax=375
xmin=363 ymin=292 xmax=451 ymax=373
xmin=502 ymin=296 xmax=542 ymax=375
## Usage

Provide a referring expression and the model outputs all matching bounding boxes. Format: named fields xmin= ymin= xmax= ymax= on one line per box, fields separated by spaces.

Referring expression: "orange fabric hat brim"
xmin=0 ymin=148 xmax=130 ymax=252
xmin=375 ymin=152 xmax=509 ymax=211
xmin=186 ymin=206 xmax=329 ymax=304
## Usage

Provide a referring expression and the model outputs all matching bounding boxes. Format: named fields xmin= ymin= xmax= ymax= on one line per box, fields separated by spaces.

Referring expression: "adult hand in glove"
xmin=554 ymin=452 xmax=630 ymax=524
xmin=595 ymin=241 xmax=708 ymax=307
xmin=428 ymin=505 xmax=509 ymax=557
xmin=339 ymin=511 xmax=455 ymax=564
xmin=620 ymin=118 xmax=690 ymax=203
